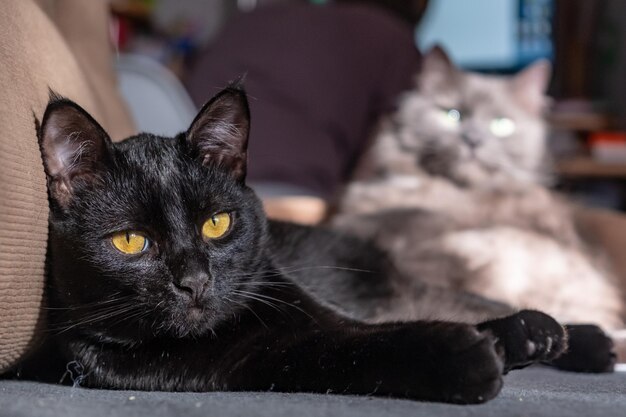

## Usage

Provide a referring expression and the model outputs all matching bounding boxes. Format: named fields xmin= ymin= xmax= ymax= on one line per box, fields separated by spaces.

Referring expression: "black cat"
xmin=32 ymin=86 xmax=570 ymax=404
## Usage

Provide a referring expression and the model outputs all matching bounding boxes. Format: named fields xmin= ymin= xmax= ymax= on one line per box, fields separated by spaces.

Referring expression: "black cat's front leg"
xmin=66 ymin=309 xmax=567 ymax=404
xmin=226 ymin=321 xmax=505 ymax=404
xmin=69 ymin=320 xmax=501 ymax=403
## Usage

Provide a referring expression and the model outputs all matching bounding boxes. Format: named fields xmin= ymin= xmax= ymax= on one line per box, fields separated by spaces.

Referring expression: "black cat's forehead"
xmin=90 ymin=133 xmax=244 ymax=227
xmin=113 ymin=134 xmax=193 ymax=180
xmin=115 ymin=134 xmax=181 ymax=168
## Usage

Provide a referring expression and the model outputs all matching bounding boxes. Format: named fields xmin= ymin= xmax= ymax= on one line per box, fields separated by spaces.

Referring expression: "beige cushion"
xmin=0 ymin=0 xmax=134 ymax=371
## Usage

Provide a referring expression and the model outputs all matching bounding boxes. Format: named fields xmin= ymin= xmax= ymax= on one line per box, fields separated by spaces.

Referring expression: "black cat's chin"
xmin=155 ymin=307 xmax=213 ymax=339
xmin=152 ymin=293 xmax=239 ymax=339
xmin=170 ymin=316 xmax=214 ymax=339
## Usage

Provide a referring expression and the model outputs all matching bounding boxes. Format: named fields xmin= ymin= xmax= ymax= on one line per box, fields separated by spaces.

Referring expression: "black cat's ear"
xmin=37 ymin=91 xmax=113 ymax=207
xmin=186 ymin=82 xmax=250 ymax=183
xmin=512 ymin=59 xmax=552 ymax=114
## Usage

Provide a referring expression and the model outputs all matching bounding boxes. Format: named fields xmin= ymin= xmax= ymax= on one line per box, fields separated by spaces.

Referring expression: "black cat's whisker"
xmin=230 ymin=271 xmax=292 ymax=280
xmin=232 ymin=291 xmax=284 ymax=314
xmin=222 ymin=297 xmax=239 ymax=322
xmin=228 ymin=298 xmax=269 ymax=330
xmin=114 ymin=309 xmax=153 ymax=330
xmin=241 ymin=281 xmax=294 ymax=291
xmin=90 ymin=305 xmax=148 ymax=327
xmin=274 ymin=265 xmax=374 ymax=274
xmin=144 ymin=300 xmax=171 ymax=332
xmin=232 ymin=290 xmax=315 ymax=321
xmin=50 ymin=311 xmax=135 ymax=333
xmin=229 ymin=266 xmax=375 ymax=294
xmin=112 ymin=303 xmax=150 ymax=322
xmin=43 ymin=293 xmax=130 ymax=311
xmin=107 ymin=312 xmax=144 ymax=330
xmin=233 ymin=265 xmax=373 ymax=281
xmin=152 ymin=300 xmax=166 ymax=312
xmin=153 ymin=321 xmax=174 ymax=332
xmin=49 ymin=303 xmax=137 ymax=324
xmin=53 ymin=300 xmax=141 ymax=320
xmin=233 ymin=271 xmax=296 ymax=284
xmin=49 ymin=304 xmax=144 ymax=334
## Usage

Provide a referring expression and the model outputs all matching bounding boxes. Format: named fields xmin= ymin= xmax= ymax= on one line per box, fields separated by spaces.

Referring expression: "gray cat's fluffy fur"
xmin=334 ymin=47 xmax=624 ymax=331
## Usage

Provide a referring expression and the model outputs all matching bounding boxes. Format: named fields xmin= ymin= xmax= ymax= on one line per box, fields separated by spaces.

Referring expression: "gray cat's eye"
xmin=489 ymin=117 xmax=516 ymax=137
xmin=446 ymin=109 xmax=461 ymax=122
xmin=439 ymin=108 xmax=461 ymax=127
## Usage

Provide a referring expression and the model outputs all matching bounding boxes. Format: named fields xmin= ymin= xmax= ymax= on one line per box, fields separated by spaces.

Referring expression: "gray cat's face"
xmin=390 ymin=48 xmax=550 ymax=188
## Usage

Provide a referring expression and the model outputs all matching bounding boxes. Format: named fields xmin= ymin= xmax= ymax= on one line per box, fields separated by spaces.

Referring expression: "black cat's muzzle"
xmin=173 ymin=272 xmax=211 ymax=306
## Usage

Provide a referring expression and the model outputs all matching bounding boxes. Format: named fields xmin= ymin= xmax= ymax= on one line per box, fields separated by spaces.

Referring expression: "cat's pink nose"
xmin=175 ymin=273 xmax=210 ymax=303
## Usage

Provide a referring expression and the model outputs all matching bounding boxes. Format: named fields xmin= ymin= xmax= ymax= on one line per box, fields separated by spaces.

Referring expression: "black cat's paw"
xmin=550 ymin=324 xmax=616 ymax=373
xmin=478 ymin=310 xmax=566 ymax=372
xmin=430 ymin=324 xmax=504 ymax=404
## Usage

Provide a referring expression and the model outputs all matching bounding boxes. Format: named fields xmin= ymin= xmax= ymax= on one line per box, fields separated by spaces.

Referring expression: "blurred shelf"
xmin=557 ymin=157 xmax=626 ymax=178
xmin=111 ymin=0 xmax=152 ymax=20
xmin=548 ymin=112 xmax=613 ymax=132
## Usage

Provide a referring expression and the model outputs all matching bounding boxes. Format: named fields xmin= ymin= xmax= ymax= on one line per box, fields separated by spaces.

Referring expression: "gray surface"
xmin=1 ymin=367 xmax=625 ymax=417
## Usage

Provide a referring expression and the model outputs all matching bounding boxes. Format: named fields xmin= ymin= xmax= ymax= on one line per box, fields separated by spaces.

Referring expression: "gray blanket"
xmin=1 ymin=367 xmax=625 ymax=417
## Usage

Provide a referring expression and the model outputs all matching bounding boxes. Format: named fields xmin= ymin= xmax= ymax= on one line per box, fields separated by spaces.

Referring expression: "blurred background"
xmin=109 ymin=0 xmax=626 ymax=212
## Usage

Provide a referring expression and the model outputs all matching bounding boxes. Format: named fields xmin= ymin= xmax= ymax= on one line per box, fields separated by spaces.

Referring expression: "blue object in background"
xmin=417 ymin=0 xmax=553 ymax=71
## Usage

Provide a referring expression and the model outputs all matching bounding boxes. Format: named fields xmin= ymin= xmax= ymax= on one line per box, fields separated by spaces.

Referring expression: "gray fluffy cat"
xmin=334 ymin=47 xmax=624 ymax=332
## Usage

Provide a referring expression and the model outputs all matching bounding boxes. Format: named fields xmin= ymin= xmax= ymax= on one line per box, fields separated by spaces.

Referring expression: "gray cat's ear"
xmin=512 ymin=60 xmax=552 ymax=114
xmin=419 ymin=45 xmax=456 ymax=88
xmin=422 ymin=45 xmax=455 ymax=75
xmin=37 ymin=92 xmax=113 ymax=207
xmin=186 ymin=83 xmax=250 ymax=183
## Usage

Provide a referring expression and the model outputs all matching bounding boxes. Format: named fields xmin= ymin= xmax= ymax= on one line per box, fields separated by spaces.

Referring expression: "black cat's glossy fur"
xmin=32 ymin=86 xmax=569 ymax=403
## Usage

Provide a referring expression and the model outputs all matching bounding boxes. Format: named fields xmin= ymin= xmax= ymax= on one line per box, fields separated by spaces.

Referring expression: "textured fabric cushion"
xmin=0 ymin=0 xmax=134 ymax=372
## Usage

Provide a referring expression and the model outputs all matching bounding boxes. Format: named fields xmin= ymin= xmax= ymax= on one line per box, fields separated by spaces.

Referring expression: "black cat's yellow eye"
xmin=202 ymin=212 xmax=231 ymax=240
xmin=111 ymin=231 xmax=149 ymax=254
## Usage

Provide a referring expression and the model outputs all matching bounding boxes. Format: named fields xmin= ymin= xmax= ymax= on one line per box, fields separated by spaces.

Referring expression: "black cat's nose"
xmin=175 ymin=273 xmax=210 ymax=302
